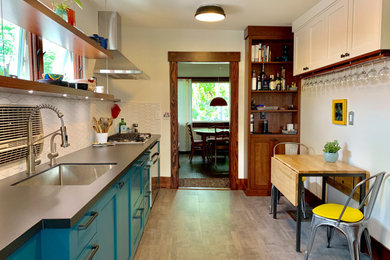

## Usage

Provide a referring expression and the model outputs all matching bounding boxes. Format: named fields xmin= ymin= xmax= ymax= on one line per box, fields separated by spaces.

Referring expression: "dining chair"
xmin=305 ymin=171 xmax=386 ymax=260
xmin=209 ymin=125 xmax=229 ymax=166
xmin=270 ymin=142 xmax=309 ymax=218
xmin=187 ymin=123 xmax=209 ymax=163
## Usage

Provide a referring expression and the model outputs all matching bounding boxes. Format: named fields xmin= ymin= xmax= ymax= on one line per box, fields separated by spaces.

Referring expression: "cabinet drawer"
xmin=76 ymin=235 xmax=99 ymax=260
xmin=131 ymin=199 xmax=143 ymax=250
xmin=130 ymin=167 xmax=142 ymax=208
xmin=142 ymin=195 xmax=150 ymax=226
xmin=70 ymin=209 xmax=98 ymax=256
xmin=142 ymin=167 xmax=149 ymax=190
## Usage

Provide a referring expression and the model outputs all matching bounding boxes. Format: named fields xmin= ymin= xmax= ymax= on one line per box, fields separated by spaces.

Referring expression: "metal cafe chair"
xmin=305 ymin=171 xmax=386 ymax=260
xmin=269 ymin=142 xmax=309 ymax=218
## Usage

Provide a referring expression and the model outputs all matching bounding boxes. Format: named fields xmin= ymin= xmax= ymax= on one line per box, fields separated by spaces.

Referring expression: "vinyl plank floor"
xmin=134 ymin=189 xmax=370 ymax=260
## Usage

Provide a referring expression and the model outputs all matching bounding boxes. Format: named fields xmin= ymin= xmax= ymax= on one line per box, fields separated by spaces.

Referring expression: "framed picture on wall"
xmin=332 ymin=99 xmax=347 ymax=125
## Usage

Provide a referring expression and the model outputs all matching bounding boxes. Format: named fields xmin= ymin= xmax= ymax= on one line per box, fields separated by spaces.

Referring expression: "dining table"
xmin=193 ymin=128 xmax=229 ymax=161
xmin=270 ymin=154 xmax=369 ymax=252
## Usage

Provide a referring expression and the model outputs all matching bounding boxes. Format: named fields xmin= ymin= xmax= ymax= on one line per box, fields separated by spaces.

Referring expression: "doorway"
xmin=178 ymin=62 xmax=230 ymax=188
xmin=168 ymin=52 xmax=240 ymax=189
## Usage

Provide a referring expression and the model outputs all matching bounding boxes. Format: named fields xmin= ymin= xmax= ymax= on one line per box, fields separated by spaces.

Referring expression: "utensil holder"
xmin=95 ymin=133 xmax=108 ymax=144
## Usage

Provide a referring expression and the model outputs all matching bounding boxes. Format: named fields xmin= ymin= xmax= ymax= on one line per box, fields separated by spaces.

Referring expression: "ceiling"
xmin=90 ymin=0 xmax=321 ymax=30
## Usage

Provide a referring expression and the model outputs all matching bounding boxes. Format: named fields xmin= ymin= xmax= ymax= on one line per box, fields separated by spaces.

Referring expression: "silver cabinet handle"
xmin=133 ymin=208 xmax=144 ymax=219
xmin=78 ymin=211 xmax=98 ymax=230
xmin=85 ymin=244 xmax=99 ymax=260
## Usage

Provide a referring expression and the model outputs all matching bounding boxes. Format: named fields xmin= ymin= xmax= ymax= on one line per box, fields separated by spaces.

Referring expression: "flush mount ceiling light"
xmin=195 ymin=5 xmax=226 ymax=22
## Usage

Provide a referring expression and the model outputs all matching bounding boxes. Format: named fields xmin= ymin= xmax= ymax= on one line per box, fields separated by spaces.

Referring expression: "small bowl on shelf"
xmin=43 ymin=73 xmax=64 ymax=81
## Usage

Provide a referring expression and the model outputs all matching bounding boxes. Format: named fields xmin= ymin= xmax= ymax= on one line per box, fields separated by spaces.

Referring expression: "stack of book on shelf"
xmin=251 ymin=44 xmax=271 ymax=62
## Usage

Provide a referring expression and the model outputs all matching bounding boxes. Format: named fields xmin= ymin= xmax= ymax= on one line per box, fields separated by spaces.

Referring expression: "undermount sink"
xmin=13 ymin=163 xmax=117 ymax=186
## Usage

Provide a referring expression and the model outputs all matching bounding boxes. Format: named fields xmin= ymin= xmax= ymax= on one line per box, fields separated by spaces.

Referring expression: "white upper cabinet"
xmin=294 ymin=13 xmax=326 ymax=75
xmin=293 ymin=0 xmax=389 ymax=76
xmin=324 ymin=0 xmax=349 ymax=64
xmin=349 ymin=0 xmax=382 ymax=57
xmin=293 ymin=27 xmax=310 ymax=75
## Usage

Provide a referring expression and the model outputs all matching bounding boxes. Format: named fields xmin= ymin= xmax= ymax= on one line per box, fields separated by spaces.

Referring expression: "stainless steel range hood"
xmin=94 ymin=11 xmax=148 ymax=79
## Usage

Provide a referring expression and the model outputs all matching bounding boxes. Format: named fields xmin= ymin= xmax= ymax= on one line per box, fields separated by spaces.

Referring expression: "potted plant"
xmin=52 ymin=0 xmax=82 ymax=26
xmin=323 ymin=140 xmax=341 ymax=163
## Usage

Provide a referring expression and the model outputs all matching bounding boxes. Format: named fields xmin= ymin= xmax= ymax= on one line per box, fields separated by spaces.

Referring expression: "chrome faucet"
xmin=26 ymin=104 xmax=70 ymax=175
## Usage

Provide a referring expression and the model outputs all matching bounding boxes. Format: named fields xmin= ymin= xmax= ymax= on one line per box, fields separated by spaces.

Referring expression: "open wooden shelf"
xmin=250 ymin=133 xmax=299 ymax=137
xmin=251 ymin=110 xmax=298 ymax=113
xmin=0 ymin=76 xmax=115 ymax=102
xmin=4 ymin=0 xmax=112 ymax=59
xmin=252 ymin=61 xmax=293 ymax=64
xmin=251 ymin=90 xmax=298 ymax=93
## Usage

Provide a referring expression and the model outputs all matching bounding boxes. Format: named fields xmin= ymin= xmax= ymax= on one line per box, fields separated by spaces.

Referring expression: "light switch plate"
xmin=348 ymin=111 xmax=354 ymax=125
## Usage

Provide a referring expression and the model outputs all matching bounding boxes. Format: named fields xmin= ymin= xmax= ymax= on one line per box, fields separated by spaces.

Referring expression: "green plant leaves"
xmin=323 ymin=140 xmax=341 ymax=153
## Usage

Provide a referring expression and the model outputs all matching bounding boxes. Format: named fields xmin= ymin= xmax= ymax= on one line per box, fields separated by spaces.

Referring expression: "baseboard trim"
xmin=236 ymin=179 xmax=247 ymax=190
xmin=305 ymin=189 xmax=390 ymax=259
xmin=367 ymin=236 xmax=390 ymax=260
xmin=244 ymin=188 xmax=270 ymax=196
xmin=160 ymin=177 xmax=171 ymax=189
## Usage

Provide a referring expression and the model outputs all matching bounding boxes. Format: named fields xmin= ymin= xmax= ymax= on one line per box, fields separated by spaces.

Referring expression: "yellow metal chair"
xmin=270 ymin=142 xmax=309 ymax=218
xmin=305 ymin=171 xmax=386 ymax=260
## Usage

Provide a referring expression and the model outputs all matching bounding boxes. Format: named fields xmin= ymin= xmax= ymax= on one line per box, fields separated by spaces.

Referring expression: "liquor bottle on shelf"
xmin=275 ymin=73 xmax=281 ymax=91
xmin=251 ymin=70 xmax=257 ymax=90
xmin=281 ymin=66 xmax=286 ymax=90
xmin=250 ymin=114 xmax=254 ymax=133
xmin=262 ymin=120 xmax=268 ymax=134
xmin=269 ymin=75 xmax=276 ymax=90
xmin=257 ymin=75 xmax=261 ymax=90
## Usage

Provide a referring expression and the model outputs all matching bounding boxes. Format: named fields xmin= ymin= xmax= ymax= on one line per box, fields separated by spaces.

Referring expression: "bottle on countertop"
xmin=269 ymin=75 xmax=276 ymax=90
xmin=251 ymin=70 xmax=257 ymax=91
xmin=119 ymin=118 xmax=127 ymax=134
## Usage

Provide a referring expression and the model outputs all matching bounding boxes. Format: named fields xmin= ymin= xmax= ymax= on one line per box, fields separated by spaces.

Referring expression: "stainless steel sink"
xmin=13 ymin=163 xmax=117 ymax=186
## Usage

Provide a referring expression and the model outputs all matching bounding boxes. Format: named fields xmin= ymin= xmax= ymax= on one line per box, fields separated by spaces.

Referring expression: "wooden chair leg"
xmin=189 ymin=146 xmax=194 ymax=163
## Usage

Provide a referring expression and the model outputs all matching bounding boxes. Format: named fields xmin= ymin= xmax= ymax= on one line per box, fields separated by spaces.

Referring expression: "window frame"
xmin=1 ymin=20 xmax=81 ymax=81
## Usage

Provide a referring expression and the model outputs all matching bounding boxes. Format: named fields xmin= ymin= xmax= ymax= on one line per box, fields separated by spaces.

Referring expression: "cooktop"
xmin=108 ymin=133 xmax=151 ymax=144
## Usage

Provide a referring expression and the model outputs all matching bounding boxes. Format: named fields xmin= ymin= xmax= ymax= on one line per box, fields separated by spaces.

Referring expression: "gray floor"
xmin=134 ymin=189 xmax=370 ymax=260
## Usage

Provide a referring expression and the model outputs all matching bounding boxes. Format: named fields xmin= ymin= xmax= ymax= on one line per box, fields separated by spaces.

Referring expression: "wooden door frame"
xmin=168 ymin=51 xmax=240 ymax=189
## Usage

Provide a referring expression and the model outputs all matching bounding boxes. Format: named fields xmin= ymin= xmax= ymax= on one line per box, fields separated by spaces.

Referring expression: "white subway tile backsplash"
xmin=0 ymin=93 xmax=112 ymax=180
xmin=113 ymin=102 xmax=161 ymax=134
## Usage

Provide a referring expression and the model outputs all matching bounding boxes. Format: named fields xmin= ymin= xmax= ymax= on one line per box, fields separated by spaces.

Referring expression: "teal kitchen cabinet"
xmin=7 ymin=149 xmax=155 ymax=260
xmin=116 ymin=168 xmax=132 ymax=260
xmin=6 ymin=232 xmax=41 ymax=260
xmin=94 ymin=187 xmax=117 ymax=260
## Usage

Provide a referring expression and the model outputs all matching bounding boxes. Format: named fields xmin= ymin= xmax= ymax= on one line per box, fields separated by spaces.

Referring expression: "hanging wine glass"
xmin=358 ymin=65 xmax=368 ymax=85
xmin=323 ymin=74 xmax=329 ymax=86
xmin=378 ymin=60 xmax=390 ymax=82
xmin=367 ymin=62 xmax=377 ymax=84
xmin=340 ymin=70 xmax=347 ymax=86
xmin=345 ymin=67 xmax=353 ymax=87
xmin=352 ymin=66 xmax=360 ymax=86
xmin=330 ymin=73 xmax=337 ymax=88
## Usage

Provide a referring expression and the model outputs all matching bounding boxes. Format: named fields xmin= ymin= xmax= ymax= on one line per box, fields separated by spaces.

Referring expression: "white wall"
xmin=110 ymin=26 xmax=247 ymax=179
xmin=301 ymin=61 xmax=390 ymax=248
